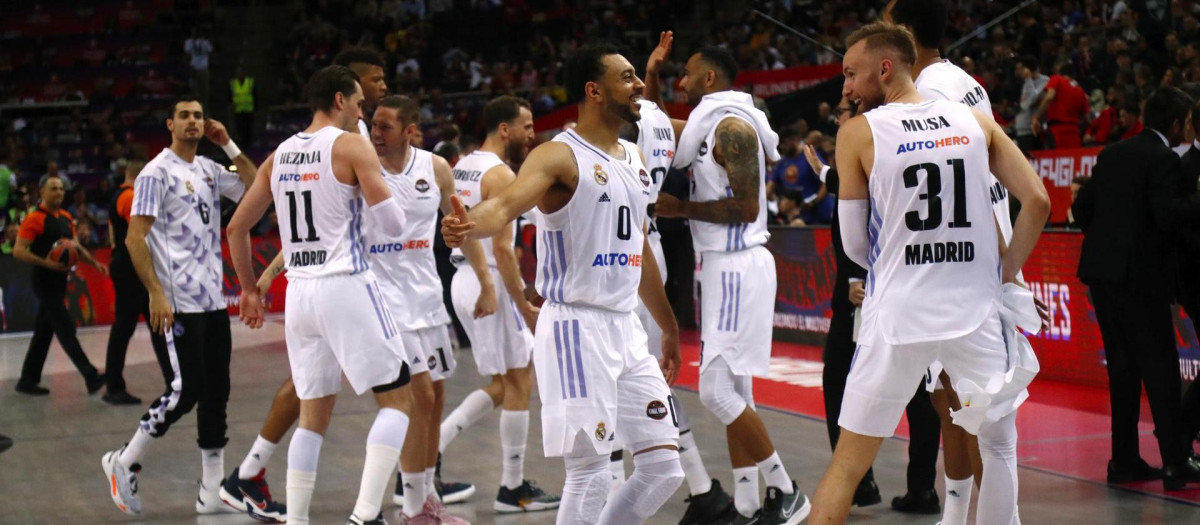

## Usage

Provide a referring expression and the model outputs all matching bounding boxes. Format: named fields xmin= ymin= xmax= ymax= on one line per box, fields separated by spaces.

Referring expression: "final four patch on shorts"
xmin=646 ymin=400 xmax=668 ymax=420
xmin=595 ymin=422 xmax=607 ymax=441
xmin=427 ymin=355 xmax=437 ymax=370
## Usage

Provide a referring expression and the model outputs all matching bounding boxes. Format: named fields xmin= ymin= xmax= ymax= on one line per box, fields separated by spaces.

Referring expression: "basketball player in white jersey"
xmin=215 ymin=47 xmax=391 ymax=523
xmin=368 ymin=94 xmax=486 ymax=524
xmin=808 ymin=22 xmax=1050 ymax=524
xmin=227 ymin=65 xmax=417 ymax=525
xmin=610 ymin=94 xmax=733 ymax=523
xmin=100 ymin=96 xmax=256 ymax=518
xmin=645 ymin=33 xmax=808 ymax=524
xmin=443 ymin=44 xmax=685 ymax=525
xmin=438 ymin=95 xmax=562 ymax=513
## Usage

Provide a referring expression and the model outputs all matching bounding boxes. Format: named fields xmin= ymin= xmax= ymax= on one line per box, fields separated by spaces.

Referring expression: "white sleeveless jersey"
xmin=861 ymin=100 xmax=999 ymax=345
xmin=538 ymin=130 xmax=651 ymax=313
xmin=635 ymin=100 xmax=674 ymax=241
xmin=270 ymin=126 xmax=368 ymax=279
xmin=688 ymin=115 xmax=770 ymax=253
xmin=449 ymin=150 xmax=509 ymax=267
xmin=369 ymin=146 xmax=450 ymax=329
xmin=915 ymin=60 xmax=1013 ymax=244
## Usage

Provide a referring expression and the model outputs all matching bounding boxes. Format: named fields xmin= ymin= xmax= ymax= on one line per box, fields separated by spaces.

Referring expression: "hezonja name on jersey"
xmin=896 ymin=135 xmax=971 ymax=154
xmin=369 ymin=239 xmax=431 ymax=253
xmin=277 ymin=172 xmax=320 ymax=182
xmin=901 ymin=116 xmax=951 ymax=132
xmin=591 ymin=253 xmax=642 ymax=267
xmin=277 ymin=151 xmax=321 ymax=165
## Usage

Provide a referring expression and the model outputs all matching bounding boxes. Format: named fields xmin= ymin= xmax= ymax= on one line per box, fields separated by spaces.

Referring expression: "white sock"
xmin=597 ymin=449 xmax=684 ymax=523
xmin=733 ymin=466 xmax=760 ymax=517
xmin=401 ymin=471 xmax=427 ymax=517
xmin=500 ymin=410 xmax=529 ymax=489
xmin=351 ymin=409 xmax=409 ymax=521
xmin=608 ymin=453 xmax=626 ymax=498
xmin=200 ymin=448 xmax=224 ymax=491
xmin=757 ymin=452 xmax=792 ymax=493
xmin=286 ymin=469 xmax=316 ymax=525
xmin=678 ymin=431 xmax=712 ymax=495
xmin=119 ymin=427 xmax=152 ymax=468
xmin=440 ymin=389 xmax=495 ymax=452
xmin=425 ymin=467 xmax=437 ymax=501
xmin=977 ymin=412 xmax=1019 ymax=525
xmin=942 ymin=476 xmax=974 ymax=525
xmin=239 ymin=435 xmax=277 ymax=479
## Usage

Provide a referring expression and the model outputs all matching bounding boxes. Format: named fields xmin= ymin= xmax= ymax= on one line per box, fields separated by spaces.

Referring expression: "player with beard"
xmin=442 ymin=44 xmax=685 ymax=525
xmin=436 ymin=95 xmax=563 ymax=513
xmin=809 ymin=22 xmax=1049 ymax=524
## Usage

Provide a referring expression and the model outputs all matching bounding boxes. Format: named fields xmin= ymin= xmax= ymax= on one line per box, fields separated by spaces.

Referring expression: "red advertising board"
xmin=767 ymin=227 xmax=1200 ymax=387
xmin=733 ymin=64 xmax=843 ymax=99
xmin=1028 ymin=147 xmax=1102 ymax=224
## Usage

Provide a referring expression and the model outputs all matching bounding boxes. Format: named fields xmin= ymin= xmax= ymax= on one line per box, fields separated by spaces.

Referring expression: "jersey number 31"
xmin=904 ymin=158 xmax=971 ymax=232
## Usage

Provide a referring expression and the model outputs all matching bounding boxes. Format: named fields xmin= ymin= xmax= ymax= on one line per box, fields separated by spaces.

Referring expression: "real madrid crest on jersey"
xmin=595 ymin=421 xmax=607 ymax=441
xmin=639 ymin=168 xmax=651 ymax=187
xmin=415 ymin=178 xmax=430 ymax=192
xmin=593 ymin=163 xmax=608 ymax=185
xmin=185 ymin=180 xmax=195 ymax=194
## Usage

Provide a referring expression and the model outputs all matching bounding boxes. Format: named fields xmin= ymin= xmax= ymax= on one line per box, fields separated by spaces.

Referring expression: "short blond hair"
xmin=845 ymin=21 xmax=918 ymax=68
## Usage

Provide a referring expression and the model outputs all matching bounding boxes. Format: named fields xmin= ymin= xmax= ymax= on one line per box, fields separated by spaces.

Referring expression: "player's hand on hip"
xmin=654 ymin=193 xmax=685 ymax=218
xmin=848 ymin=280 xmax=865 ymax=306
xmin=802 ymin=143 xmax=825 ymax=174
xmin=646 ymin=31 xmax=674 ymax=74
xmin=239 ymin=290 xmax=265 ymax=329
xmin=204 ymin=119 xmax=231 ymax=145
xmin=659 ymin=330 xmax=681 ymax=386
xmin=148 ymin=291 xmax=174 ymax=334
xmin=474 ymin=286 xmax=497 ymax=319
xmin=441 ymin=194 xmax=475 ymax=248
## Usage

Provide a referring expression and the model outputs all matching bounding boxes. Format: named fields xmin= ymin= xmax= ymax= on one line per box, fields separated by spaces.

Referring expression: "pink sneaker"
xmin=400 ymin=510 xmax=439 ymax=525
xmin=425 ymin=493 xmax=471 ymax=525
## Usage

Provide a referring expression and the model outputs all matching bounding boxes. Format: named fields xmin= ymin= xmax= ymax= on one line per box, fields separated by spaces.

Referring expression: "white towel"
xmin=672 ymin=91 xmax=780 ymax=169
xmin=950 ymin=283 xmax=1042 ymax=434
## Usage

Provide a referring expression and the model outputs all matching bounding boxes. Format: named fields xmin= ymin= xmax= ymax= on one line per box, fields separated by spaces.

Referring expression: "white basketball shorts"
xmin=840 ymin=314 xmax=1007 ymax=437
xmin=698 ymin=245 xmax=775 ymax=377
xmin=284 ymin=272 xmax=406 ymax=400
xmin=535 ymin=302 xmax=680 ymax=457
xmin=400 ymin=325 xmax=455 ymax=382
xmin=451 ymin=265 xmax=534 ymax=376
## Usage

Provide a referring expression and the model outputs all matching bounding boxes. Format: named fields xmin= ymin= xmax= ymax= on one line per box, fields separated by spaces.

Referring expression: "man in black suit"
xmin=806 ymin=98 xmax=941 ymax=511
xmin=1073 ymin=86 xmax=1200 ymax=490
xmin=1178 ymin=96 xmax=1200 ymax=456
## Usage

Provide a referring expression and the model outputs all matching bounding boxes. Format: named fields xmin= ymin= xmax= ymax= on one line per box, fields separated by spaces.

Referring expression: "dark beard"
xmin=507 ymin=139 xmax=526 ymax=164
xmin=611 ymin=102 xmax=640 ymax=124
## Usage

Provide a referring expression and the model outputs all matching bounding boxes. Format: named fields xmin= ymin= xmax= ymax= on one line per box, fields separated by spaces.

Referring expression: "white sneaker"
xmin=101 ymin=447 xmax=142 ymax=516
xmin=196 ymin=479 xmax=238 ymax=514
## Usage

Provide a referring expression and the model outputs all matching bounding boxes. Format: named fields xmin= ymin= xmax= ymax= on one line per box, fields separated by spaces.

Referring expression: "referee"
xmin=12 ymin=175 xmax=108 ymax=395
xmin=101 ymin=159 xmax=172 ymax=405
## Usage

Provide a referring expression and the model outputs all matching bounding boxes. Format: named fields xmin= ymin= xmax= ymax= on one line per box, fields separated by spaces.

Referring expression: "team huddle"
xmin=96 ymin=3 xmax=1050 ymax=525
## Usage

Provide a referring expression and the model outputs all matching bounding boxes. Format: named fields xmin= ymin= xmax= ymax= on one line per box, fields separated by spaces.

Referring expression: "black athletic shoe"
xmin=87 ymin=374 xmax=107 ymax=395
xmin=346 ymin=512 xmax=386 ymax=524
xmin=678 ymin=479 xmax=735 ymax=525
xmin=0 ymin=434 xmax=12 ymax=454
xmin=890 ymin=489 xmax=940 ymax=514
xmin=494 ymin=480 xmax=560 ymax=513
xmin=852 ymin=479 xmax=882 ymax=507
xmin=760 ymin=482 xmax=810 ymax=525
xmin=220 ymin=467 xmax=287 ymax=523
xmin=15 ymin=383 xmax=49 ymax=396
xmin=103 ymin=391 xmax=142 ymax=405
xmin=729 ymin=510 xmax=762 ymax=525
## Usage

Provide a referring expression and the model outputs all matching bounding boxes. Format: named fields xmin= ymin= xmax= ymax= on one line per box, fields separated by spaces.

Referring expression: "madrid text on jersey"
xmin=290 ymin=249 xmax=328 ymax=267
xmin=904 ymin=240 xmax=975 ymax=266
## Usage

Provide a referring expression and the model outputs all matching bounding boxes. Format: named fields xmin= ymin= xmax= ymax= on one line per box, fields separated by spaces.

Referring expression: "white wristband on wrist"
xmin=220 ymin=140 xmax=242 ymax=160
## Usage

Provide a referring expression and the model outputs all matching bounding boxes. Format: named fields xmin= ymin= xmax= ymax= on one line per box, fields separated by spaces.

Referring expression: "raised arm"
xmin=655 ymin=116 xmax=760 ymax=223
xmin=227 ymin=152 xmax=276 ymax=328
xmin=643 ymin=30 xmax=686 ymax=140
xmin=436 ymin=155 xmax=496 ymax=318
xmin=976 ymin=110 xmax=1051 ymax=283
xmin=204 ymin=118 xmax=257 ymax=189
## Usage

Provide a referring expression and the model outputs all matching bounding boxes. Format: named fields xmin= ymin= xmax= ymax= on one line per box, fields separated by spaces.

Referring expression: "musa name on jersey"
xmin=688 ymin=115 xmax=770 ymax=253
xmin=861 ymin=100 xmax=998 ymax=345
xmin=915 ymin=59 xmax=1013 ymax=243
xmin=131 ymin=148 xmax=245 ymax=313
xmin=369 ymin=146 xmax=450 ymax=330
xmin=270 ymin=126 xmax=369 ymax=279
xmin=449 ymin=150 xmax=508 ymax=267
xmin=539 ymin=130 xmax=651 ymax=313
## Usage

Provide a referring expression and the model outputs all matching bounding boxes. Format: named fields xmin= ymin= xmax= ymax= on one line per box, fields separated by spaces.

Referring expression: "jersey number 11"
xmin=286 ymin=190 xmax=321 ymax=243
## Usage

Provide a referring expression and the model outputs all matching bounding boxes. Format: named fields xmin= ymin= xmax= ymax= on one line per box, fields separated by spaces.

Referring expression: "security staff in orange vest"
xmin=13 ymin=175 xmax=109 ymax=395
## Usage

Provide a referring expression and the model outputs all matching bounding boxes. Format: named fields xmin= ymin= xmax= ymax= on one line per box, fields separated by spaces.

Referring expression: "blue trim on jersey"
xmin=572 ymin=319 xmax=586 ymax=397
xmin=510 ymin=298 xmax=524 ymax=330
xmin=719 ymin=272 xmax=728 ymax=330
xmin=732 ymin=272 xmax=741 ymax=331
xmin=867 ymin=196 xmax=882 ymax=295
xmin=354 ymin=199 xmax=367 ymax=273
xmin=564 ymin=130 xmax=608 ymax=160
xmin=366 ymin=283 xmax=393 ymax=339
xmin=553 ymin=321 xmax=568 ymax=399
xmin=374 ymin=282 xmax=399 ymax=337
xmin=554 ymin=231 xmax=567 ymax=302
xmin=541 ymin=232 xmax=559 ymax=303
xmin=561 ymin=320 xmax=576 ymax=398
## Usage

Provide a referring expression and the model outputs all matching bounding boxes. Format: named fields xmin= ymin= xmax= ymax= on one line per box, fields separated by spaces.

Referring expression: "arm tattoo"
xmin=685 ymin=118 xmax=761 ymax=224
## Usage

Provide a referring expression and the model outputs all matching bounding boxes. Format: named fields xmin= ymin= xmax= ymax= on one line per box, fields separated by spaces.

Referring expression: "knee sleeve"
xmin=561 ymin=455 xmax=611 ymax=525
xmin=976 ymin=412 xmax=1019 ymax=525
xmin=627 ymin=449 xmax=685 ymax=518
xmin=699 ymin=359 xmax=750 ymax=425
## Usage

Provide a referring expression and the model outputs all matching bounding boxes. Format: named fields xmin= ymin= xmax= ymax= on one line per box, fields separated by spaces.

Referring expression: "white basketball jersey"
xmin=861 ymin=100 xmax=999 ymax=345
xmin=635 ymin=100 xmax=674 ymax=242
xmin=538 ymin=130 xmax=651 ymax=313
xmin=688 ymin=115 xmax=770 ymax=253
xmin=270 ymin=126 xmax=368 ymax=279
xmin=450 ymin=150 xmax=508 ymax=267
xmin=369 ymin=146 xmax=450 ymax=329
xmin=915 ymin=60 xmax=1013 ymax=244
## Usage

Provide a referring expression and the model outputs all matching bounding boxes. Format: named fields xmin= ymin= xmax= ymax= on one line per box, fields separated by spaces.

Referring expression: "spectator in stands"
xmin=813 ymin=102 xmax=838 ymax=137
xmin=184 ymin=29 xmax=213 ymax=104
xmin=1034 ymin=61 xmax=1090 ymax=149
xmin=768 ymin=128 xmax=818 ymax=200
xmin=771 ymin=191 xmax=807 ymax=227
xmin=1085 ymin=87 xmax=1128 ymax=145
xmin=0 ymin=149 xmax=15 ymax=226
xmin=230 ymin=67 xmax=255 ymax=146
xmin=1015 ymin=55 xmax=1050 ymax=152
xmin=42 ymin=161 xmax=71 ymax=192
xmin=1 ymin=223 xmax=17 ymax=255
xmin=67 ymin=188 xmax=95 ymax=228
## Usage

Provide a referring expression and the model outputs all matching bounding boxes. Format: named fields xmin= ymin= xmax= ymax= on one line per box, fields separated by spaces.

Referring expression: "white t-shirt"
xmin=184 ymin=38 xmax=212 ymax=71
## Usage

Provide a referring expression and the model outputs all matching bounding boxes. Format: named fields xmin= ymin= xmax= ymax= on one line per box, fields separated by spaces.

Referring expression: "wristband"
xmin=220 ymin=140 xmax=242 ymax=160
